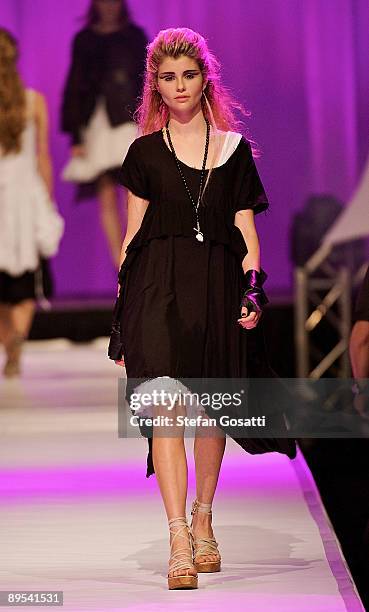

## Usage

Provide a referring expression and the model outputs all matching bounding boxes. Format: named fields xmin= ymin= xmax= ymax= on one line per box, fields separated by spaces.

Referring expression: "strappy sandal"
xmin=167 ymin=517 xmax=198 ymax=590
xmin=190 ymin=499 xmax=221 ymax=573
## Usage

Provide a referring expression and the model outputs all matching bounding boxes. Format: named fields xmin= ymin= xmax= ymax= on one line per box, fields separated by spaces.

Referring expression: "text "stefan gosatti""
xmin=130 ymin=415 xmax=266 ymax=427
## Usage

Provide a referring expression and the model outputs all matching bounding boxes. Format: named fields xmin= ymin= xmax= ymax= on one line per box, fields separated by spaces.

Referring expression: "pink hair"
xmin=134 ymin=27 xmax=252 ymax=138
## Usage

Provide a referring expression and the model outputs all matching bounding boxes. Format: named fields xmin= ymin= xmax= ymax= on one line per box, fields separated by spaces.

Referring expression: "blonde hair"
xmin=135 ymin=27 xmax=252 ymax=204
xmin=0 ymin=28 xmax=26 ymax=154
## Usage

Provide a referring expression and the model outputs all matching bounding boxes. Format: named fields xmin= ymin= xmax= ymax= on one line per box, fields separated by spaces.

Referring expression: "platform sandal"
xmin=167 ymin=517 xmax=198 ymax=590
xmin=190 ymin=499 xmax=221 ymax=573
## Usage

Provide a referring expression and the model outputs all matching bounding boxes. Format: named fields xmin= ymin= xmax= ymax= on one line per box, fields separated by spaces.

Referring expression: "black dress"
xmin=111 ymin=130 xmax=296 ymax=477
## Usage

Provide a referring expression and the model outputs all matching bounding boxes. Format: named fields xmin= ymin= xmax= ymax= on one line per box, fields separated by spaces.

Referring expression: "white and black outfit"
xmin=0 ymin=90 xmax=63 ymax=304
xmin=60 ymin=24 xmax=148 ymax=198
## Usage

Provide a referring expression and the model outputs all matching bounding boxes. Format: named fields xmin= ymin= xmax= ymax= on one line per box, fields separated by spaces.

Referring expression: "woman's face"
xmin=157 ymin=55 xmax=206 ymax=116
xmin=94 ymin=0 xmax=122 ymax=23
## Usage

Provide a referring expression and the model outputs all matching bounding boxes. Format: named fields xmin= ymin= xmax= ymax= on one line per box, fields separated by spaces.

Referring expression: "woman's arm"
xmin=234 ymin=209 xmax=262 ymax=329
xmin=234 ymin=209 xmax=260 ymax=273
xmin=34 ymin=92 xmax=54 ymax=200
xmin=117 ymin=190 xmax=150 ymax=293
xmin=113 ymin=190 xmax=149 ymax=366
xmin=350 ymin=321 xmax=369 ymax=378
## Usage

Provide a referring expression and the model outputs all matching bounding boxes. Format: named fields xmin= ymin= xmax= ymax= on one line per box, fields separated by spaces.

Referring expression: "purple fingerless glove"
xmin=240 ymin=269 xmax=269 ymax=314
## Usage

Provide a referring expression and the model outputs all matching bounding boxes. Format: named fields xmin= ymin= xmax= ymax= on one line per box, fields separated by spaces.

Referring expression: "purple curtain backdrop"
xmin=1 ymin=0 xmax=368 ymax=296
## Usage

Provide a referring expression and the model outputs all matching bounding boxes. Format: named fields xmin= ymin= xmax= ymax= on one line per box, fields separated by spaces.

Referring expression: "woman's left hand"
xmin=237 ymin=306 xmax=261 ymax=329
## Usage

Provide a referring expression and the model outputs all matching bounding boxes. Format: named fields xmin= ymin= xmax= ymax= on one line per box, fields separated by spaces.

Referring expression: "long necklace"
xmin=165 ymin=118 xmax=210 ymax=242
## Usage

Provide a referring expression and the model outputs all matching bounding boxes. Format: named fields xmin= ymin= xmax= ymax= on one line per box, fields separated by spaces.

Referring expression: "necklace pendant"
xmin=194 ymin=227 xmax=204 ymax=242
xmin=166 ymin=120 xmax=210 ymax=248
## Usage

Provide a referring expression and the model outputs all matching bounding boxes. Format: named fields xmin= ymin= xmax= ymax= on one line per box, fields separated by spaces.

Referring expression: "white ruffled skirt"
xmin=61 ymin=99 xmax=138 ymax=183
xmin=130 ymin=376 xmax=207 ymax=419
xmin=0 ymin=161 xmax=64 ymax=276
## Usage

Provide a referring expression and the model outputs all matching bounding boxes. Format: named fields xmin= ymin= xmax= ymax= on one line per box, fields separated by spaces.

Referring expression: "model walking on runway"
xmin=0 ymin=29 xmax=63 ymax=377
xmin=109 ymin=27 xmax=296 ymax=590
xmin=61 ymin=0 xmax=147 ymax=267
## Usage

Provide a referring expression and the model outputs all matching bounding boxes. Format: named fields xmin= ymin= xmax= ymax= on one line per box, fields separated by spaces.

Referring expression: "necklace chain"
xmin=165 ymin=119 xmax=210 ymax=242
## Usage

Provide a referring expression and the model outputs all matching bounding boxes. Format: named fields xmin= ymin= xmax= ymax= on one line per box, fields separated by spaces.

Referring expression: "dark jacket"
xmin=60 ymin=24 xmax=148 ymax=144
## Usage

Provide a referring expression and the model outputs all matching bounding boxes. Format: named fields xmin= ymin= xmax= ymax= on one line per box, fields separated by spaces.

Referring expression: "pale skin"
xmin=115 ymin=55 xmax=262 ymax=578
xmin=350 ymin=321 xmax=369 ymax=379
xmin=70 ymin=0 xmax=127 ymax=268
xmin=0 ymin=89 xmax=53 ymax=349
xmin=349 ymin=320 xmax=369 ymax=418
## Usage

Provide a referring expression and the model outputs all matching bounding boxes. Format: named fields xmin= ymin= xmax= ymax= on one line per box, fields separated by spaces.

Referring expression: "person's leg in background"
xmin=0 ymin=303 xmax=12 ymax=348
xmin=97 ymin=173 xmax=125 ymax=269
xmin=11 ymin=299 xmax=35 ymax=338
xmin=1 ymin=299 xmax=35 ymax=377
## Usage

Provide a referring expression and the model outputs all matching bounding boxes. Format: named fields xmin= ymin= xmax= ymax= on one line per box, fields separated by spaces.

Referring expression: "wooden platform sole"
xmin=194 ymin=560 xmax=221 ymax=573
xmin=167 ymin=574 xmax=198 ymax=589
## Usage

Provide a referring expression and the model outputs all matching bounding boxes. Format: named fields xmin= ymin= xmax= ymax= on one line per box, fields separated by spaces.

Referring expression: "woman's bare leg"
xmin=1 ymin=299 xmax=35 ymax=376
xmin=10 ymin=299 xmax=36 ymax=337
xmin=97 ymin=174 xmax=123 ymax=268
xmin=152 ymin=403 xmax=196 ymax=578
xmin=192 ymin=419 xmax=226 ymax=563
xmin=0 ymin=304 xmax=12 ymax=347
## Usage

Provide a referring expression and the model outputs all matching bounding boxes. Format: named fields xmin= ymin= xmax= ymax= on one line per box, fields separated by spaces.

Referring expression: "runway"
xmin=0 ymin=340 xmax=364 ymax=611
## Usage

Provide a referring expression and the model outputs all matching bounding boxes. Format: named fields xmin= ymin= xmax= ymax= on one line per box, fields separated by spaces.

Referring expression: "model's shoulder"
xmin=215 ymin=130 xmax=246 ymax=150
xmin=225 ymin=131 xmax=247 ymax=143
xmin=217 ymin=131 xmax=248 ymax=166
xmin=225 ymin=131 xmax=244 ymax=144
xmin=132 ymin=130 xmax=162 ymax=150
xmin=230 ymin=133 xmax=253 ymax=157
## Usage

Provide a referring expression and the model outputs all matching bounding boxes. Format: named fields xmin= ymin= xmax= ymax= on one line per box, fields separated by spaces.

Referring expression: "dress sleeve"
xmin=118 ymin=139 xmax=150 ymax=200
xmin=232 ymin=137 xmax=269 ymax=215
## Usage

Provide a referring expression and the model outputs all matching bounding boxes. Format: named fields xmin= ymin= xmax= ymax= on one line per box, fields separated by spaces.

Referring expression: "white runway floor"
xmin=0 ymin=340 xmax=365 ymax=611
